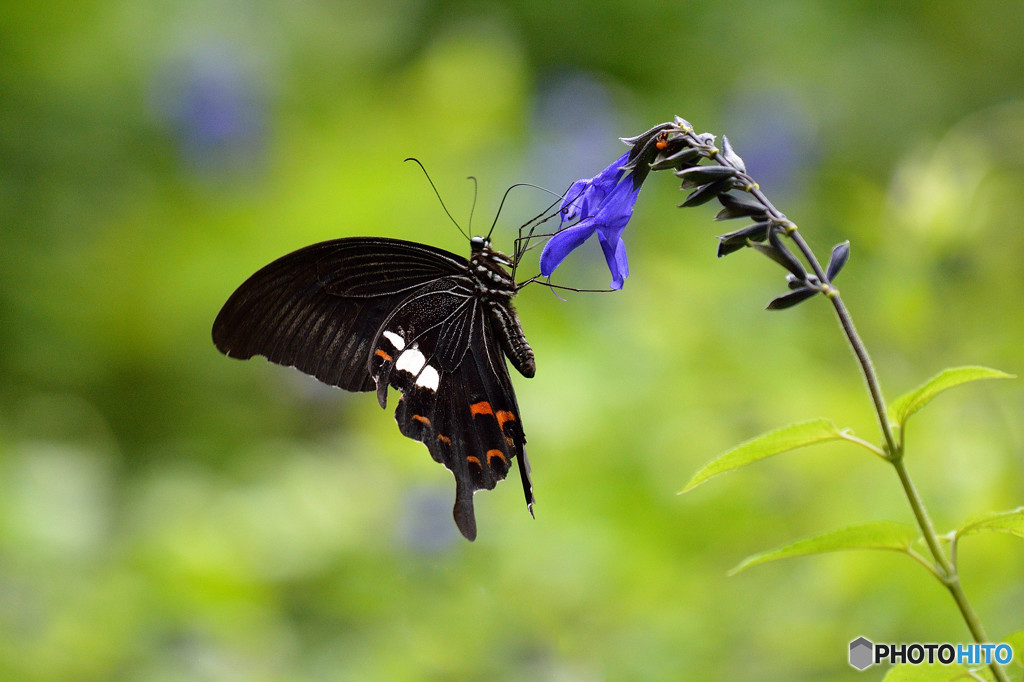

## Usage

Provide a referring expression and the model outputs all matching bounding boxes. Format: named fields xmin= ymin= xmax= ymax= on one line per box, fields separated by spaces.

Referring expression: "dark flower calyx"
xmin=672 ymin=115 xmax=693 ymax=131
xmin=750 ymin=228 xmax=806 ymax=279
xmin=718 ymin=136 xmax=746 ymax=173
xmin=649 ymin=146 xmax=702 ymax=171
xmin=786 ymin=273 xmax=820 ymax=290
xmin=715 ymin=192 xmax=769 ymax=222
xmin=689 ymin=132 xmax=717 ymax=152
xmin=716 ymin=221 xmax=771 ymax=257
xmin=826 ymin=241 xmax=850 ymax=281
xmin=680 ymin=177 xmax=733 ymax=208
xmin=769 ymin=271 xmax=822 ymax=310
xmin=620 ymin=121 xmax=679 ymax=149
xmin=622 ymin=127 xmax=691 ymax=189
xmin=675 ymin=165 xmax=739 ymax=187
xmin=767 ymin=287 xmax=818 ymax=310
xmin=623 ymin=130 xmax=687 ymax=167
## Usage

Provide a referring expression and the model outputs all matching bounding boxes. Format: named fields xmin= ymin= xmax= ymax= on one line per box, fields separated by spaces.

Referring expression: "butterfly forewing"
xmin=314 ymin=238 xmax=468 ymax=297
xmin=212 ymin=238 xmax=466 ymax=391
xmin=213 ymin=236 xmax=535 ymax=541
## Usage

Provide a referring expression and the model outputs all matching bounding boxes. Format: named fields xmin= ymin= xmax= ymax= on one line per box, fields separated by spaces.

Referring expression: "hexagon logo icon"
xmin=849 ymin=636 xmax=874 ymax=670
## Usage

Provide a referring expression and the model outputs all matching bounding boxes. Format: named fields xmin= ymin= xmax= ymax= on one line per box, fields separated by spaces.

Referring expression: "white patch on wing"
xmin=395 ymin=347 xmax=425 ymax=375
xmin=415 ymin=365 xmax=440 ymax=391
xmin=382 ymin=330 xmax=405 ymax=351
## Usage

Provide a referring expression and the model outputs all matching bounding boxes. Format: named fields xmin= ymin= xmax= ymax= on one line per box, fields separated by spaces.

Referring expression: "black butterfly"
xmin=212 ymin=235 xmax=535 ymax=541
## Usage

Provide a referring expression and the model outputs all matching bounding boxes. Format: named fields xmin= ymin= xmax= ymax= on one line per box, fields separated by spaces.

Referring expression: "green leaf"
xmin=882 ymin=662 xmax=978 ymax=681
xmin=1001 ymin=630 xmax=1024 ymax=670
xmin=889 ymin=366 xmax=1014 ymax=428
xmin=680 ymin=419 xmax=842 ymax=493
xmin=957 ymin=507 xmax=1024 ymax=540
xmin=729 ymin=521 xmax=918 ymax=575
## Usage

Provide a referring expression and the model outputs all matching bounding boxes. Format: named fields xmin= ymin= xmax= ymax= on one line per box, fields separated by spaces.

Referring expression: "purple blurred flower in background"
xmin=151 ymin=42 xmax=268 ymax=179
xmin=540 ymin=152 xmax=641 ymax=289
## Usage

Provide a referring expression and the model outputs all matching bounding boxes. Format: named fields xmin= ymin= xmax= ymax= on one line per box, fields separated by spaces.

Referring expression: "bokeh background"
xmin=2 ymin=1 xmax=1023 ymax=679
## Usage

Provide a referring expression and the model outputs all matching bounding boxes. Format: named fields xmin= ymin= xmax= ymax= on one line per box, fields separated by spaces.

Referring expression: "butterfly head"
xmin=469 ymin=235 xmax=490 ymax=253
xmin=470 ymin=235 xmax=512 ymax=267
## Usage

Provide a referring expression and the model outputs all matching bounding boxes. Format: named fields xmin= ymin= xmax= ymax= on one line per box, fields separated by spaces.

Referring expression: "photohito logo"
xmin=848 ymin=636 xmax=1013 ymax=670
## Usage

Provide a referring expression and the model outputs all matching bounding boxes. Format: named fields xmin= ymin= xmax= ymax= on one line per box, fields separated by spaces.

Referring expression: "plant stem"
xmin=674 ymin=123 xmax=1006 ymax=678
xmin=784 ymin=228 xmax=1008 ymax=682
xmin=892 ymin=458 xmax=997 ymax=654
xmin=789 ymin=230 xmax=900 ymax=458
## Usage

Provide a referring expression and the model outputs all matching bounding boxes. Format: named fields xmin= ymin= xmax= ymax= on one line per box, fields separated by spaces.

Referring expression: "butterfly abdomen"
xmin=487 ymin=302 xmax=535 ymax=378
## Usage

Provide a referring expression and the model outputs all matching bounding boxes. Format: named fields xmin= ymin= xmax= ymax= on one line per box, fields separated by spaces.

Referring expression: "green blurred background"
xmin=2 ymin=1 xmax=1023 ymax=679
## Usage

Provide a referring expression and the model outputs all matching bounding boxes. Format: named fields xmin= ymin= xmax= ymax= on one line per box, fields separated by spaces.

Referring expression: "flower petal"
xmin=596 ymin=229 xmax=629 ymax=289
xmin=587 ymin=173 xmax=639 ymax=234
xmin=545 ymin=152 xmax=643 ymax=287
xmin=539 ymin=220 xmax=597 ymax=277
xmin=593 ymin=152 xmax=630 ymax=185
xmin=560 ymin=153 xmax=629 ymax=222
xmin=559 ymin=178 xmax=591 ymax=222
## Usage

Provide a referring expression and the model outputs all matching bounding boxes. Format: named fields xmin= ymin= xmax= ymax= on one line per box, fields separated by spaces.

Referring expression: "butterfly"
xmin=212 ymin=234 xmax=536 ymax=541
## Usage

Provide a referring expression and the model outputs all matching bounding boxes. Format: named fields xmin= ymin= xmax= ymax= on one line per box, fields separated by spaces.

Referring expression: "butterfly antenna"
xmin=523 ymin=181 xmax=587 ymax=247
xmin=488 ymin=182 xmax=566 ymax=243
xmin=487 ymin=182 xmax=568 ymax=279
xmin=466 ymin=176 xmax=478 ymax=234
xmin=404 ymin=158 xmax=470 ymax=241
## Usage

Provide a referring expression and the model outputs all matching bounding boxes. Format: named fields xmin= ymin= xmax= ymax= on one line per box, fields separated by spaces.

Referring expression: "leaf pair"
xmin=683 ymin=365 xmax=1013 ymax=495
xmin=680 ymin=366 xmax=1014 ymax=576
xmin=728 ymin=508 xmax=1024 ymax=577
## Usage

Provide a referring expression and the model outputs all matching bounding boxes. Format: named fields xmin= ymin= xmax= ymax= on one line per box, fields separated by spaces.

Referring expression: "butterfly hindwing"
xmin=368 ymin=283 xmax=533 ymax=541
xmin=440 ymin=316 xmax=531 ymax=540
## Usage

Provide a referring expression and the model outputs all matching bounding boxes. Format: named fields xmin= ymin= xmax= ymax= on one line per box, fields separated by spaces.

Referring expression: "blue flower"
xmin=540 ymin=152 xmax=641 ymax=290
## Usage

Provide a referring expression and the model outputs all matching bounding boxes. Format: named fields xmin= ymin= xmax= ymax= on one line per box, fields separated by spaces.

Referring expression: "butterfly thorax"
xmin=468 ymin=236 xmax=535 ymax=379
xmin=468 ymin=236 xmax=516 ymax=301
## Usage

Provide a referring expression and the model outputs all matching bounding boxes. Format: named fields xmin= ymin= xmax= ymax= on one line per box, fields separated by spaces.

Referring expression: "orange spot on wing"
xmin=470 ymin=401 xmax=493 ymax=417
xmin=467 ymin=455 xmax=481 ymax=466
xmin=375 ymin=348 xmax=392 ymax=362
xmin=412 ymin=414 xmax=430 ymax=426
xmin=505 ymin=436 xmax=514 ymax=447
xmin=495 ymin=410 xmax=515 ymax=429
xmin=486 ymin=449 xmax=507 ymax=465
xmin=437 ymin=434 xmax=452 ymax=445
